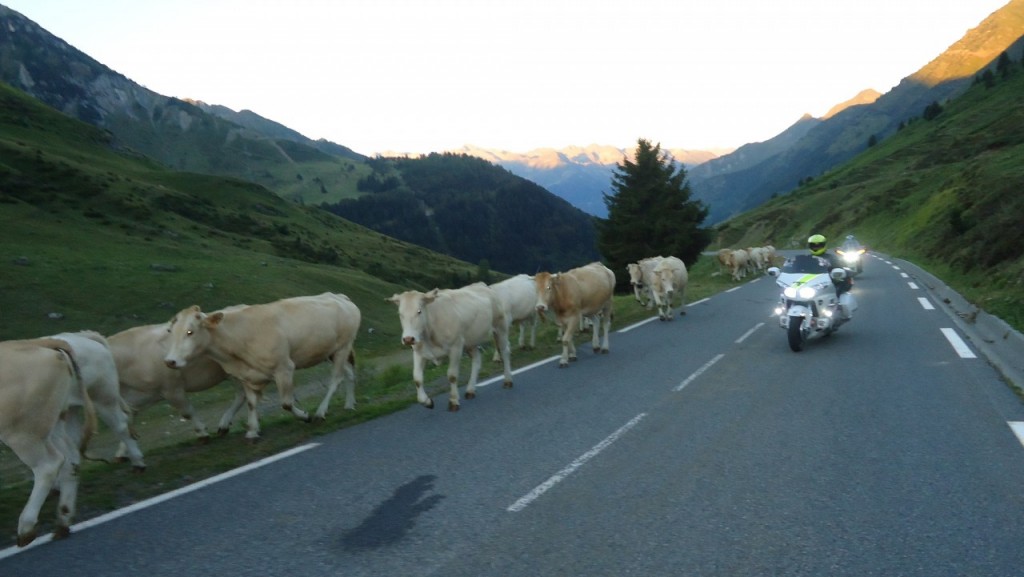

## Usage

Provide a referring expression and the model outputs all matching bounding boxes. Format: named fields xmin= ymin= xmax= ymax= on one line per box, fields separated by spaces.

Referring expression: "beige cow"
xmin=651 ymin=256 xmax=689 ymax=320
xmin=627 ymin=256 xmax=663 ymax=308
xmin=388 ymin=282 xmax=513 ymax=411
xmin=108 ymin=322 xmax=246 ymax=445
xmin=163 ymin=293 xmax=361 ymax=440
xmin=489 ymin=273 xmax=539 ymax=361
xmin=535 ymin=261 xmax=615 ymax=368
xmin=0 ymin=338 xmax=96 ymax=547
xmin=48 ymin=331 xmax=146 ymax=471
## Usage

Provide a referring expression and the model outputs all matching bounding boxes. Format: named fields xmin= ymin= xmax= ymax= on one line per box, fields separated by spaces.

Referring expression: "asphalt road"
xmin=3 ymin=253 xmax=1024 ymax=576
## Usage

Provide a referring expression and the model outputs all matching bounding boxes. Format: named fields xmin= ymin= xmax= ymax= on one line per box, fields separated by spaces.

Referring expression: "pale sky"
xmin=3 ymin=0 xmax=1011 ymax=156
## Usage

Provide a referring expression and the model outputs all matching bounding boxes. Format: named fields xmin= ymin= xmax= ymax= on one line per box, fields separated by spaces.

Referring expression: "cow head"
xmin=534 ymin=272 xmax=555 ymax=314
xmin=164 ymin=306 xmax=221 ymax=369
xmin=626 ymin=263 xmax=646 ymax=304
xmin=388 ymin=289 xmax=439 ymax=347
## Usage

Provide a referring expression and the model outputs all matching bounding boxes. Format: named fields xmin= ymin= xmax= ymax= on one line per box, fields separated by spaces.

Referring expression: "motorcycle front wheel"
xmin=787 ymin=317 xmax=805 ymax=352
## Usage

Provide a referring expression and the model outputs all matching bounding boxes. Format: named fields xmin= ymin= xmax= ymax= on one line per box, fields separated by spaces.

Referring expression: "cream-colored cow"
xmin=388 ymin=282 xmax=513 ymax=411
xmin=651 ymin=256 xmax=689 ymax=320
xmin=163 ymin=293 xmax=360 ymax=440
xmin=0 ymin=338 xmax=96 ymax=547
xmin=627 ymin=256 xmax=662 ymax=308
xmin=489 ymin=274 xmax=539 ymax=361
xmin=108 ymin=321 xmax=244 ymax=445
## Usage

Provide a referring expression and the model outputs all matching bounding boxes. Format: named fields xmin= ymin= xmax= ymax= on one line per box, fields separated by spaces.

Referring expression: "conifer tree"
xmin=598 ymin=138 xmax=712 ymax=287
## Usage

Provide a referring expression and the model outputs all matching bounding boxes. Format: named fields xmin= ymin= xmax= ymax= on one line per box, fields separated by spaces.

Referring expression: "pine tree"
xmin=598 ymin=138 xmax=712 ymax=286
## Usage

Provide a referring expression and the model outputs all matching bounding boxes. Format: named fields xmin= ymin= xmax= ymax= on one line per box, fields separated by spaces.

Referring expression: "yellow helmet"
xmin=807 ymin=234 xmax=827 ymax=256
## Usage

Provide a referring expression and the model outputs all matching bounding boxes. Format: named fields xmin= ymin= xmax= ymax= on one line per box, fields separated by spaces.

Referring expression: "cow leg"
xmin=9 ymin=438 xmax=63 ymax=547
xmin=493 ymin=329 xmax=513 ymax=389
xmin=241 ymin=383 xmax=264 ymax=440
xmin=92 ymin=396 xmax=146 ymax=471
xmin=412 ymin=350 xmax=434 ymax=409
xmin=463 ymin=345 xmax=483 ymax=405
xmin=274 ymin=362 xmax=311 ymax=423
xmin=161 ymin=385 xmax=213 ymax=442
xmin=50 ymin=420 xmax=83 ymax=541
xmin=315 ymin=347 xmax=356 ymax=421
xmin=527 ymin=315 xmax=538 ymax=350
xmin=559 ymin=315 xmax=579 ymax=367
xmin=446 ymin=345 xmax=465 ymax=411
xmin=214 ymin=382 xmax=248 ymax=436
xmin=598 ymin=306 xmax=612 ymax=354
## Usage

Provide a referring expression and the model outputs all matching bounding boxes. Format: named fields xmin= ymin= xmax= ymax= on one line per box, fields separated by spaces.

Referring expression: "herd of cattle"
xmin=716 ymin=245 xmax=778 ymax=281
xmin=0 ymin=255 xmax=704 ymax=547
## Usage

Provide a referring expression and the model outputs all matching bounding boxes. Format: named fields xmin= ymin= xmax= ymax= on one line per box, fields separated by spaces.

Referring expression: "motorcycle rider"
xmin=807 ymin=233 xmax=853 ymax=297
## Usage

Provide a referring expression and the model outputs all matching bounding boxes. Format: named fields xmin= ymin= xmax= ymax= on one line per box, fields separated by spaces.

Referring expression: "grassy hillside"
xmin=0 ymin=81 xmax=484 ymax=352
xmin=714 ymin=66 xmax=1024 ymax=330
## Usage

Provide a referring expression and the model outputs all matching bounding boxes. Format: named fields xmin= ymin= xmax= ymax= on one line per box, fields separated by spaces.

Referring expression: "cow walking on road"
xmin=535 ymin=261 xmax=615 ymax=368
xmin=388 ymin=282 xmax=513 ymax=411
xmin=163 ymin=293 xmax=361 ymax=440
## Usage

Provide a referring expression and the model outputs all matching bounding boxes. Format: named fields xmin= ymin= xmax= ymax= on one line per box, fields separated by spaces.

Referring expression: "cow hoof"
xmin=558 ymin=363 xmax=568 ymax=368
xmin=113 ymin=456 xmax=128 ymax=463
xmin=311 ymin=415 xmax=326 ymax=424
xmin=197 ymin=435 xmax=212 ymax=445
xmin=503 ymin=381 xmax=513 ymax=389
xmin=423 ymin=399 xmax=435 ymax=409
xmin=216 ymin=428 xmax=230 ymax=438
xmin=245 ymin=437 xmax=262 ymax=445
xmin=600 ymin=348 xmax=609 ymax=355
xmin=448 ymin=402 xmax=460 ymax=412
xmin=132 ymin=465 xmax=146 ymax=474
xmin=17 ymin=531 xmax=37 ymax=548
xmin=465 ymin=391 xmax=476 ymax=400
xmin=52 ymin=525 xmax=70 ymax=541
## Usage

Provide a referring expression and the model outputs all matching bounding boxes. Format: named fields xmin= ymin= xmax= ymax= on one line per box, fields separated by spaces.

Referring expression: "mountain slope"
xmin=691 ymin=0 xmax=1024 ymax=224
xmin=714 ymin=58 xmax=1024 ymax=329
xmin=0 ymin=80 xmax=481 ymax=347
xmin=0 ymin=5 xmax=369 ymax=206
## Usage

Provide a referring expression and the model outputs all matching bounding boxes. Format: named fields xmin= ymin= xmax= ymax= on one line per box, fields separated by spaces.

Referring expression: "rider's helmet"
xmin=807 ymin=234 xmax=827 ymax=256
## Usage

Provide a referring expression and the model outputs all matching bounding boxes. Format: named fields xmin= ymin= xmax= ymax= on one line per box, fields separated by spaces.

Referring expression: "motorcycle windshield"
xmin=780 ymin=254 xmax=831 ymax=274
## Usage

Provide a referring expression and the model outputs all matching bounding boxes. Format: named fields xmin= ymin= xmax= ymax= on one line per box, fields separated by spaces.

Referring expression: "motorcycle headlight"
xmin=784 ymin=285 xmax=816 ymax=299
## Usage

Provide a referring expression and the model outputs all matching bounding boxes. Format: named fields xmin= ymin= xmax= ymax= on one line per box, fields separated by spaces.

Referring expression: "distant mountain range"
xmin=2 ymin=0 xmax=1023 ymax=230
xmin=447 ymin=2 xmax=1024 ymax=224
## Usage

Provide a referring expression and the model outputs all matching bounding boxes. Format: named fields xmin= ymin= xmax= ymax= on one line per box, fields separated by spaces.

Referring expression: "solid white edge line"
xmin=477 ymin=355 xmax=561 ymax=388
xmin=1009 ymin=422 xmax=1024 ymax=448
xmin=618 ymin=316 xmax=660 ymax=333
xmin=0 ymin=443 xmax=321 ymax=560
xmin=940 ymin=328 xmax=977 ymax=359
xmin=507 ymin=413 xmax=647 ymax=512
xmin=675 ymin=353 xmax=725 ymax=392
xmin=735 ymin=323 xmax=765 ymax=344
xmin=918 ymin=297 xmax=935 ymax=310
xmin=725 ymin=286 xmax=741 ymax=293
xmin=688 ymin=297 xmax=710 ymax=307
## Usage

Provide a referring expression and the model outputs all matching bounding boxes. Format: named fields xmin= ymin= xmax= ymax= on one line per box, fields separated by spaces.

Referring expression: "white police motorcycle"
xmin=767 ymin=254 xmax=857 ymax=352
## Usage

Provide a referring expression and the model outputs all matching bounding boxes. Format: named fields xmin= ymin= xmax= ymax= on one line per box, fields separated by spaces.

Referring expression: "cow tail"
xmin=51 ymin=344 xmax=99 ymax=452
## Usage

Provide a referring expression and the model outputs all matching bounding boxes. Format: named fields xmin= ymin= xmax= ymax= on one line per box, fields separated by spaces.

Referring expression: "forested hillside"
xmin=323 ymin=153 xmax=601 ymax=274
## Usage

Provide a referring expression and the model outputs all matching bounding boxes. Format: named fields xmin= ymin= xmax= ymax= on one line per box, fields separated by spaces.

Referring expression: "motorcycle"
xmin=836 ymin=245 xmax=866 ymax=275
xmin=767 ymin=255 xmax=857 ymax=352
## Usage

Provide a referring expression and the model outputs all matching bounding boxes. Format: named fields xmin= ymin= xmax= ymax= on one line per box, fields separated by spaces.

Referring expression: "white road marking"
xmin=900 ymin=272 xmax=909 ymax=278
xmin=735 ymin=323 xmax=765 ymax=344
xmin=688 ymin=297 xmax=711 ymax=307
xmin=726 ymin=286 xmax=741 ymax=293
xmin=918 ymin=297 xmax=935 ymax=310
xmin=1009 ymin=422 xmax=1024 ymax=448
xmin=675 ymin=354 xmax=725 ymax=392
xmin=941 ymin=328 xmax=977 ymax=358
xmin=507 ymin=413 xmax=647 ymax=512
xmin=893 ymin=265 xmax=902 ymax=270
xmin=908 ymin=282 xmax=919 ymax=290
xmin=478 ymin=356 xmax=561 ymax=388
xmin=618 ymin=316 xmax=659 ymax=333
xmin=0 ymin=443 xmax=321 ymax=560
